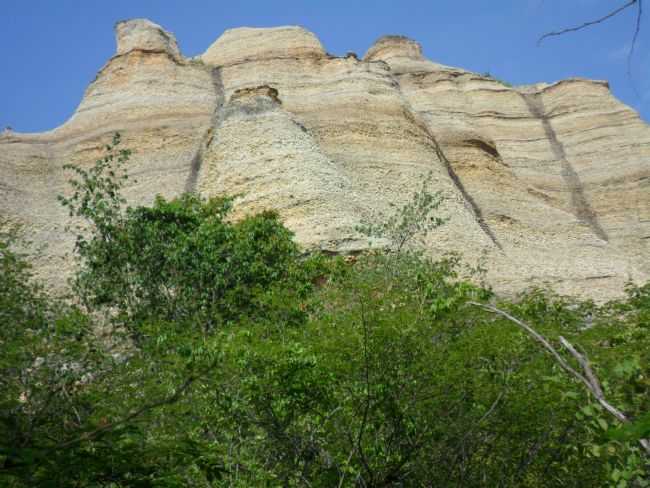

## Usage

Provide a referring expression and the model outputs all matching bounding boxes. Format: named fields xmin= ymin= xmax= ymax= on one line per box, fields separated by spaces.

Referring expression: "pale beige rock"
xmin=115 ymin=18 xmax=183 ymax=61
xmin=364 ymin=35 xmax=649 ymax=299
xmin=0 ymin=20 xmax=219 ymax=290
xmin=201 ymin=26 xmax=325 ymax=67
xmin=198 ymin=85 xmax=369 ymax=251
xmin=1 ymin=21 xmax=648 ymax=301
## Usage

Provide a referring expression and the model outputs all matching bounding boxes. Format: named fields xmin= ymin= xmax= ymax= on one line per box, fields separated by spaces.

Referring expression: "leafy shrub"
xmin=2 ymin=135 xmax=648 ymax=486
xmin=59 ymin=135 xmax=324 ymax=337
xmin=0 ymin=221 xmax=108 ymax=485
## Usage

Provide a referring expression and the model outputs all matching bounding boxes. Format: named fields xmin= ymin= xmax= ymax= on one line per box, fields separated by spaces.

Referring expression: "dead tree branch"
xmin=55 ymin=358 xmax=219 ymax=450
xmin=538 ymin=0 xmax=639 ymax=45
xmin=628 ymin=0 xmax=644 ymax=78
xmin=56 ymin=374 xmax=198 ymax=449
xmin=469 ymin=301 xmax=650 ymax=456
xmin=538 ymin=0 xmax=644 ymax=83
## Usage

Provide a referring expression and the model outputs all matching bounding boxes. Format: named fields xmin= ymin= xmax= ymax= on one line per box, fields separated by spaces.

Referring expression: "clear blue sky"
xmin=2 ymin=0 xmax=648 ymax=132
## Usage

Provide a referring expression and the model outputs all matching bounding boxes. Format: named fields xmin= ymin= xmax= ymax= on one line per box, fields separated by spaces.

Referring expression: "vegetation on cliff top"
xmin=1 ymin=135 xmax=649 ymax=487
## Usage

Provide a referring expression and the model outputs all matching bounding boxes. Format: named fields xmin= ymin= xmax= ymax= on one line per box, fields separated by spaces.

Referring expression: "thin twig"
xmin=338 ymin=445 xmax=357 ymax=488
xmin=627 ymin=0 xmax=644 ymax=79
xmin=56 ymin=359 xmax=217 ymax=449
xmin=57 ymin=374 xmax=197 ymax=449
xmin=356 ymin=300 xmax=374 ymax=484
xmin=448 ymin=390 xmax=505 ymax=478
xmin=558 ymin=338 xmax=611 ymax=416
xmin=479 ymin=391 xmax=505 ymax=424
xmin=538 ymin=0 xmax=638 ymax=45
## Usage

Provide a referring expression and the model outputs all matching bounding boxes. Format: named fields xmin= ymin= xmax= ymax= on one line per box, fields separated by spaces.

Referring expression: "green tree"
xmin=0 ymin=220 xmax=110 ymax=485
xmin=59 ymin=134 xmax=324 ymax=338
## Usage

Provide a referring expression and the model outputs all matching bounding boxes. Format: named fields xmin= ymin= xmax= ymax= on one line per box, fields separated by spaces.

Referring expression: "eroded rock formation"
xmin=1 ymin=19 xmax=648 ymax=300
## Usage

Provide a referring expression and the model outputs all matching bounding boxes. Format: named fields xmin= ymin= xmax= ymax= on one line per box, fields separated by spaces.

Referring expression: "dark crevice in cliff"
xmin=184 ymin=67 xmax=225 ymax=193
xmin=431 ymin=137 xmax=504 ymax=251
xmin=520 ymin=92 xmax=609 ymax=242
xmin=185 ymin=133 xmax=209 ymax=193
xmin=388 ymin=74 xmax=504 ymax=251
xmin=398 ymin=111 xmax=504 ymax=251
xmin=464 ymin=138 xmax=501 ymax=159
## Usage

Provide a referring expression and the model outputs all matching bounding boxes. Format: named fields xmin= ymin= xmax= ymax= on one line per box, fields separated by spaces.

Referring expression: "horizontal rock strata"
xmin=1 ymin=19 xmax=649 ymax=300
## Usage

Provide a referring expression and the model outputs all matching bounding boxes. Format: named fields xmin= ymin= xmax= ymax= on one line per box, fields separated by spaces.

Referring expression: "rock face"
xmin=1 ymin=19 xmax=649 ymax=300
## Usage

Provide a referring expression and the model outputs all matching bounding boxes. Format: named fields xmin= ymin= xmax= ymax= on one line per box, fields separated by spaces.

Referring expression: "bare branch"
xmin=356 ymin=300 xmax=374 ymax=484
xmin=628 ymin=0 xmax=644 ymax=78
xmin=479 ymin=390 xmax=505 ymax=424
xmin=538 ymin=0 xmax=638 ymax=45
xmin=56 ymin=373 xmax=197 ymax=449
xmin=469 ymin=301 xmax=650 ymax=456
xmin=468 ymin=302 xmax=591 ymax=389
xmin=558 ymin=336 xmax=650 ymax=454
xmin=557 ymin=337 xmax=618 ymax=420
xmin=448 ymin=390 xmax=505 ymax=476
xmin=55 ymin=358 xmax=218 ymax=450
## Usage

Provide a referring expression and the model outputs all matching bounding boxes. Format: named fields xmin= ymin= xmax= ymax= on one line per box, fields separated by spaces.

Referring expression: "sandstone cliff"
xmin=1 ymin=19 xmax=649 ymax=300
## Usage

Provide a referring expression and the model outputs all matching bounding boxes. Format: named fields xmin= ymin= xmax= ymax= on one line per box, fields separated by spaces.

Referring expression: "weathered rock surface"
xmin=1 ymin=19 xmax=648 ymax=300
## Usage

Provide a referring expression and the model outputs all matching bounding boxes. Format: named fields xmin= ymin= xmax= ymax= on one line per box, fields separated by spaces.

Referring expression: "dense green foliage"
xmin=1 ymin=136 xmax=648 ymax=486
xmin=0 ymin=220 xmax=108 ymax=484
xmin=58 ymin=135 xmax=318 ymax=335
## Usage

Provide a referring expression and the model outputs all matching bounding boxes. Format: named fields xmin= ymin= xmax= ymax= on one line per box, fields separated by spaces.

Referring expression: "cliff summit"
xmin=1 ymin=19 xmax=649 ymax=300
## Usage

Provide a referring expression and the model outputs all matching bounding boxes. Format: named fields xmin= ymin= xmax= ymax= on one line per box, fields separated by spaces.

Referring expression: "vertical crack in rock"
xmin=386 ymin=69 xmax=503 ymax=251
xmin=397 ymin=104 xmax=504 ymax=251
xmin=184 ymin=67 xmax=225 ymax=193
xmin=521 ymin=92 xmax=609 ymax=242
xmin=429 ymin=135 xmax=504 ymax=251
